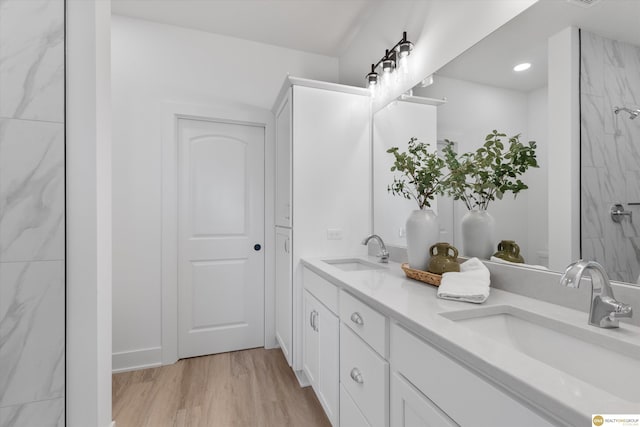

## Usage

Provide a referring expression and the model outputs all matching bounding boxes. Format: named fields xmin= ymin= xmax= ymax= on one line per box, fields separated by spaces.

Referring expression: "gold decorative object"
xmin=427 ymin=242 xmax=460 ymax=274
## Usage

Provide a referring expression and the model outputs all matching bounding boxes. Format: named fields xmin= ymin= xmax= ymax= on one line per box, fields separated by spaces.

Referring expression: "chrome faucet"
xmin=362 ymin=234 xmax=389 ymax=263
xmin=560 ymin=260 xmax=633 ymax=328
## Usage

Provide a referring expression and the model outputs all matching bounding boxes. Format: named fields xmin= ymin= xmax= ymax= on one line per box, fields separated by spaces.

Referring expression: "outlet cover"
xmin=326 ymin=228 xmax=343 ymax=240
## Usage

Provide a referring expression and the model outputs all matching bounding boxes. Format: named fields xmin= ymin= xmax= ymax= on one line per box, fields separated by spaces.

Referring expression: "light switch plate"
xmin=326 ymin=228 xmax=343 ymax=240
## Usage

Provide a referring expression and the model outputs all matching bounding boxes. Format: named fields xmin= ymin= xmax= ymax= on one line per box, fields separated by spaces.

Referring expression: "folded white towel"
xmin=437 ymin=258 xmax=490 ymax=304
xmin=489 ymin=256 xmax=549 ymax=271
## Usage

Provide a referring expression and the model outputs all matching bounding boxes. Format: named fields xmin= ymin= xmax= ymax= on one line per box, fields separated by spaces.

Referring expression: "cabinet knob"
xmin=350 ymin=312 xmax=364 ymax=326
xmin=350 ymin=367 xmax=364 ymax=384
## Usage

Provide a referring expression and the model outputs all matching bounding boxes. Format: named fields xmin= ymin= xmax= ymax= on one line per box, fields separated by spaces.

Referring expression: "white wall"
xmin=419 ymin=76 xmax=548 ymax=263
xmin=67 ymin=0 xmax=112 ymax=425
xmin=339 ymin=0 xmax=538 ymax=109
xmin=111 ymin=15 xmax=340 ymax=370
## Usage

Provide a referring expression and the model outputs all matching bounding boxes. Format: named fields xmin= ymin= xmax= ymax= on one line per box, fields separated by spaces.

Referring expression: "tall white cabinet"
xmin=274 ymin=87 xmax=293 ymax=365
xmin=275 ymin=227 xmax=292 ymax=364
xmin=275 ymin=90 xmax=292 ymax=228
xmin=272 ymin=77 xmax=371 ymax=377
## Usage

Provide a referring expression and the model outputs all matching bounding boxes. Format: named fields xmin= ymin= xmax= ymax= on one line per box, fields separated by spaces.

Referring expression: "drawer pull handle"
xmin=350 ymin=312 xmax=364 ymax=325
xmin=313 ymin=311 xmax=319 ymax=332
xmin=350 ymin=367 xmax=364 ymax=384
xmin=310 ymin=310 xmax=316 ymax=331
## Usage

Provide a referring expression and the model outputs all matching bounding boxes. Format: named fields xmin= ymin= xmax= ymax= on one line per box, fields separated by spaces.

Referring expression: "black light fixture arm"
xmin=365 ymin=31 xmax=414 ymax=88
xmin=371 ymin=32 xmax=409 ymax=69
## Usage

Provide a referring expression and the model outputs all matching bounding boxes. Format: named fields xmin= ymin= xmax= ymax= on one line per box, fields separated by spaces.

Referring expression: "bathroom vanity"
xmin=300 ymin=257 xmax=640 ymax=427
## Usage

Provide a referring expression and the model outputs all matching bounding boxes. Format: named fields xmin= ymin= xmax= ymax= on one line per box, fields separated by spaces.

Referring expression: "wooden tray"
xmin=401 ymin=263 xmax=442 ymax=286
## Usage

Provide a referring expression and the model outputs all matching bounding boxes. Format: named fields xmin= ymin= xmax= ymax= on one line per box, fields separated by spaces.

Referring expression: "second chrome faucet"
xmin=560 ymin=260 xmax=633 ymax=328
xmin=362 ymin=234 xmax=389 ymax=263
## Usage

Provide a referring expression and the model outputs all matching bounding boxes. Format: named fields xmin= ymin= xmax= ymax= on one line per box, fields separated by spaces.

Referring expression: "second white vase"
xmin=406 ymin=209 xmax=439 ymax=271
xmin=461 ymin=209 xmax=495 ymax=259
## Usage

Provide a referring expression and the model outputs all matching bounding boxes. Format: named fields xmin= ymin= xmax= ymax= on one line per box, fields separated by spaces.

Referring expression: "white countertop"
xmin=301 ymin=256 xmax=640 ymax=426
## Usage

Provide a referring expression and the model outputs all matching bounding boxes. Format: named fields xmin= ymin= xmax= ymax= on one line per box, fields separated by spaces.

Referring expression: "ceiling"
xmin=111 ymin=0 xmax=640 ymax=91
xmin=427 ymin=0 xmax=640 ymax=92
xmin=110 ymin=0 xmax=377 ymax=57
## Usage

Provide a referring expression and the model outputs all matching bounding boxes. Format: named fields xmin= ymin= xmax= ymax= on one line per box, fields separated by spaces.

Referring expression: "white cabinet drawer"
xmin=390 ymin=323 xmax=554 ymax=427
xmin=304 ymin=268 xmax=338 ymax=314
xmin=340 ymin=290 xmax=388 ymax=357
xmin=340 ymin=384 xmax=370 ymax=427
xmin=340 ymin=324 xmax=389 ymax=427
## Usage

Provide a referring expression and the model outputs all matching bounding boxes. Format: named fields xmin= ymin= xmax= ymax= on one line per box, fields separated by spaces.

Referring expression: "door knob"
xmin=254 ymin=244 xmax=262 ymax=251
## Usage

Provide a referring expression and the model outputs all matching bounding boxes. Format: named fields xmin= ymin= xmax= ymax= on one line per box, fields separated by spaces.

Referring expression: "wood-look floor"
xmin=112 ymin=348 xmax=331 ymax=427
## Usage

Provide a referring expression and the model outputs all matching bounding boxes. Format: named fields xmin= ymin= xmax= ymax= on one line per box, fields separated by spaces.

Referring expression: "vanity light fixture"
xmin=365 ymin=31 xmax=414 ymax=95
xmin=382 ymin=50 xmax=396 ymax=73
xmin=513 ymin=62 xmax=532 ymax=72
xmin=366 ymin=64 xmax=379 ymax=93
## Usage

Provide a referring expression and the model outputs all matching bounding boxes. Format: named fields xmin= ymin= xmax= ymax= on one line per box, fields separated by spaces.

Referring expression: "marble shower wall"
xmin=0 ymin=1 xmax=65 ymax=426
xmin=581 ymin=30 xmax=640 ymax=284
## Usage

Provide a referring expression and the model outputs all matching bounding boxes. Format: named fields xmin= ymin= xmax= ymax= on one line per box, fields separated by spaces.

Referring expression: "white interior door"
xmin=178 ymin=118 xmax=264 ymax=359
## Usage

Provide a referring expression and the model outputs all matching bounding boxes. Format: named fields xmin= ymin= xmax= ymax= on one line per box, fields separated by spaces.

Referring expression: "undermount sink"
xmin=441 ymin=305 xmax=640 ymax=402
xmin=322 ymin=258 xmax=387 ymax=272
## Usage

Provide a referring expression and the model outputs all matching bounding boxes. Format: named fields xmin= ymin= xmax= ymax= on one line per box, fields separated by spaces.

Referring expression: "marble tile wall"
xmin=581 ymin=30 xmax=640 ymax=284
xmin=0 ymin=1 xmax=65 ymax=426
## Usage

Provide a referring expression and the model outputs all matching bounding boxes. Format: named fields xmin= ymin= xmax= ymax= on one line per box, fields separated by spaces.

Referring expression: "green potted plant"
xmin=387 ymin=137 xmax=447 ymax=270
xmin=442 ymin=130 xmax=538 ymax=258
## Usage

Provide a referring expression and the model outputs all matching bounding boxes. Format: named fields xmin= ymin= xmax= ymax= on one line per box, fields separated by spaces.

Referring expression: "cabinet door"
xmin=302 ymin=290 xmax=319 ymax=388
xmin=340 ymin=385 xmax=371 ymax=427
xmin=317 ymin=302 xmax=339 ymax=426
xmin=391 ymin=372 xmax=458 ymax=427
xmin=275 ymin=228 xmax=292 ymax=365
xmin=275 ymin=90 xmax=292 ymax=227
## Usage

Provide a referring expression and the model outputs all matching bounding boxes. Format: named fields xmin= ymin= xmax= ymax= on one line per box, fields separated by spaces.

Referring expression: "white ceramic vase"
xmin=406 ymin=209 xmax=439 ymax=271
xmin=461 ymin=209 xmax=495 ymax=259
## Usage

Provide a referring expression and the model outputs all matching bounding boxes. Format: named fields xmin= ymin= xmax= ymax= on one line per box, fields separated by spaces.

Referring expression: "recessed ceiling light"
xmin=513 ymin=63 xmax=531 ymax=72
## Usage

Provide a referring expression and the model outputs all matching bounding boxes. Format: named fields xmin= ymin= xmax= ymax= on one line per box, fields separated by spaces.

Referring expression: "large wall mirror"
xmin=373 ymin=0 xmax=640 ymax=285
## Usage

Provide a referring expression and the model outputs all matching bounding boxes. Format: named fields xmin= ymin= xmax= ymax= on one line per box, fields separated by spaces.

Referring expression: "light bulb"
xmin=369 ymin=83 xmax=377 ymax=98
xmin=398 ymin=55 xmax=409 ymax=74
xmin=382 ymin=59 xmax=395 ymax=74
xmin=382 ymin=68 xmax=393 ymax=87
xmin=396 ymin=39 xmax=413 ymax=75
xmin=513 ymin=62 xmax=531 ymax=72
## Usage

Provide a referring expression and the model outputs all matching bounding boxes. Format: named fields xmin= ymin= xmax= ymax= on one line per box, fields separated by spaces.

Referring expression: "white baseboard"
xmin=294 ymin=369 xmax=310 ymax=388
xmin=112 ymin=347 xmax=162 ymax=373
xmin=264 ymin=336 xmax=279 ymax=349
